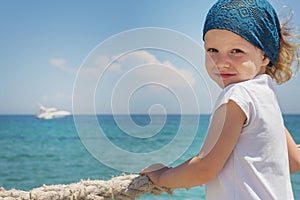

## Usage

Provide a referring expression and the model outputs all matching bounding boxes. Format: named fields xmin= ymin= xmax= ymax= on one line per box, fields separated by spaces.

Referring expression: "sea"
xmin=1 ymin=114 xmax=300 ymax=199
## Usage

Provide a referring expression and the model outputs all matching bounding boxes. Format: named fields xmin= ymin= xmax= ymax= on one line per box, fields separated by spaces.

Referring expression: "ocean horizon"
xmin=0 ymin=114 xmax=300 ymax=199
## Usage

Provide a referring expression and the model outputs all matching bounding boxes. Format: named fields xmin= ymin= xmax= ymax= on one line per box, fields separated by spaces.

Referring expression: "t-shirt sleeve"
xmin=213 ymin=85 xmax=252 ymax=126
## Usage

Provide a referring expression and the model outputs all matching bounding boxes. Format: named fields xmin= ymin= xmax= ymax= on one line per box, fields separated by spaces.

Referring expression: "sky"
xmin=0 ymin=0 xmax=300 ymax=114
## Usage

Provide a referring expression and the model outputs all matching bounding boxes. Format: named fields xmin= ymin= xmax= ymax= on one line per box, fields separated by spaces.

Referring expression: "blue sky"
xmin=1 ymin=0 xmax=300 ymax=114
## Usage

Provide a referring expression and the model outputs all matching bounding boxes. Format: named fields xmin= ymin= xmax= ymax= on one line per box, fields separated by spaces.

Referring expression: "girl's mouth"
xmin=215 ymin=73 xmax=236 ymax=79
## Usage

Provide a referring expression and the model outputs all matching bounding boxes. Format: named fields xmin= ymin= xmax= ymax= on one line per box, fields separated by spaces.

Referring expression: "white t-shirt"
xmin=206 ymin=74 xmax=294 ymax=200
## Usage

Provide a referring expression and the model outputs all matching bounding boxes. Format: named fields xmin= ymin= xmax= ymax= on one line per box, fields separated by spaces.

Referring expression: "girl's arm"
xmin=285 ymin=127 xmax=300 ymax=174
xmin=141 ymin=100 xmax=246 ymax=188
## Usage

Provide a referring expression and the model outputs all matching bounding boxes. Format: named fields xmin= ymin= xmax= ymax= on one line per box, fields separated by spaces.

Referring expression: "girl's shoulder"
xmin=224 ymin=74 xmax=273 ymax=93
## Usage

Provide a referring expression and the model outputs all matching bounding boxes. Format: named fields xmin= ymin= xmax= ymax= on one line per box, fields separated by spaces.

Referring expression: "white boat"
xmin=36 ymin=105 xmax=71 ymax=119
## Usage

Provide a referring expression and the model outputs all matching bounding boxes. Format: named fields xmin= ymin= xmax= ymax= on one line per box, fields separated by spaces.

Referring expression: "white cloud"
xmin=50 ymin=58 xmax=77 ymax=74
xmin=50 ymin=58 xmax=65 ymax=67
xmin=107 ymin=50 xmax=196 ymax=88
xmin=73 ymin=50 xmax=196 ymax=88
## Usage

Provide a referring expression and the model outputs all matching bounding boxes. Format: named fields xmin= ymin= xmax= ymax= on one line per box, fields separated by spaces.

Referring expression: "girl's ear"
xmin=262 ymin=53 xmax=271 ymax=67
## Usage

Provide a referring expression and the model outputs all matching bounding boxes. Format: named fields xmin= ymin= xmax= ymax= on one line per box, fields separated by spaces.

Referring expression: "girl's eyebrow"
xmin=205 ymin=43 xmax=249 ymax=49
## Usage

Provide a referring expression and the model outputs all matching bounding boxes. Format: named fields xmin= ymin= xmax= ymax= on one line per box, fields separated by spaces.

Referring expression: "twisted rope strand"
xmin=0 ymin=174 xmax=173 ymax=200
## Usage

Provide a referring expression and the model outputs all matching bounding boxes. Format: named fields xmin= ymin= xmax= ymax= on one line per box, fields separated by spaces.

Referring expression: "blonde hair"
xmin=265 ymin=20 xmax=300 ymax=84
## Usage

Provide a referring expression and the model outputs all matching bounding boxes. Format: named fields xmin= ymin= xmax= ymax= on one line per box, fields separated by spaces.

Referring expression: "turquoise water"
xmin=0 ymin=115 xmax=299 ymax=199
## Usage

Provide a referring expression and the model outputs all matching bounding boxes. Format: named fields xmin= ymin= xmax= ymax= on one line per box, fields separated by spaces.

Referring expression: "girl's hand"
xmin=140 ymin=163 xmax=170 ymax=186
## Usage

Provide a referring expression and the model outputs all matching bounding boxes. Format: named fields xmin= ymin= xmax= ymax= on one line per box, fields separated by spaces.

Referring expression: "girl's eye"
xmin=207 ymin=48 xmax=218 ymax=53
xmin=231 ymin=49 xmax=243 ymax=54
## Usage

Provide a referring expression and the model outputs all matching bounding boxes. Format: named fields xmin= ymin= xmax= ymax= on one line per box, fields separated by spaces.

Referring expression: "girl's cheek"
xmin=205 ymin=54 xmax=214 ymax=67
xmin=205 ymin=59 xmax=215 ymax=71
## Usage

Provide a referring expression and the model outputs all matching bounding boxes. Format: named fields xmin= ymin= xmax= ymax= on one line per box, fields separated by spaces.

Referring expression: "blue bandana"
xmin=203 ymin=0 xmax=281 ymax=64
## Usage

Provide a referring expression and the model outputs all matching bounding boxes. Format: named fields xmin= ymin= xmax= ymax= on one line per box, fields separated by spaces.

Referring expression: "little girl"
xmin=141 ymin=0 xmax=300 ymax=199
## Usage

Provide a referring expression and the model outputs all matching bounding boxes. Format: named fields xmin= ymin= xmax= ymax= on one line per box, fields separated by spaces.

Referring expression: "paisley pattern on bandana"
xmin=203 ymin=0 xmax=281 ymax=64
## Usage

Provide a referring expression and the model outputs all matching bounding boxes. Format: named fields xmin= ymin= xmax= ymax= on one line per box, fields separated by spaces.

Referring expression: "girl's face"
xmin=204 ymin=29 xmax=270 ymax=88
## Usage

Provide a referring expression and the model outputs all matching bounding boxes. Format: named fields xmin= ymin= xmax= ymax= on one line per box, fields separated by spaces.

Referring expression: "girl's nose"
xmin=215 ymin=54 xmax=230 ymax=69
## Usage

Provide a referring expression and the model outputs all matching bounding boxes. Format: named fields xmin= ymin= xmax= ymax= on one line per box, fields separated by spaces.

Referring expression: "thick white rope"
xmin=0 ymin=174 xmax=173 ymax=200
